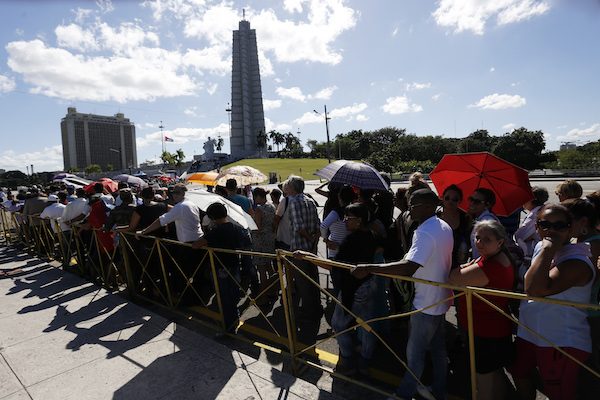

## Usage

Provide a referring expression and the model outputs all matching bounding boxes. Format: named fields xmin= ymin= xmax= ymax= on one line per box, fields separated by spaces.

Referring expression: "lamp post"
xmin=313 ymin=105 xmax=331 ymax=163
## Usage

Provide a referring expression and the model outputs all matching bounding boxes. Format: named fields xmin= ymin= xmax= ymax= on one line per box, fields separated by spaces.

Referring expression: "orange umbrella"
xmin=186 ymin=171 xmax=218 ymax=185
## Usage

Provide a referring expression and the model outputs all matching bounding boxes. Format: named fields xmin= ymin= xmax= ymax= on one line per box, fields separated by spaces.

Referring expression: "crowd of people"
xmin=1 ymin=174 xmax=600 ymax=400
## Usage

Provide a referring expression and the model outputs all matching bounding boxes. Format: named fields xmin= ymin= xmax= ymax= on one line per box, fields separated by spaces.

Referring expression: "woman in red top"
xmin=449 ymin=219 xmax=516 ymax=400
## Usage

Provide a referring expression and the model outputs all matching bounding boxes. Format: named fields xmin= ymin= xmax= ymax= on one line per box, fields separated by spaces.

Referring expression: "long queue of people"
xmin=297 ymin=176 xmax=600 ymax=400
xmin=1 ymin=176 xmax=600 ymax=400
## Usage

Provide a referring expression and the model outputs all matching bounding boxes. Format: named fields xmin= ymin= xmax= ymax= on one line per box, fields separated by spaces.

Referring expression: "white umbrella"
xmin=186 ymin=188 xmax=257 ymax=230
xmin=215 ymin=165 xmax=267 ymax=186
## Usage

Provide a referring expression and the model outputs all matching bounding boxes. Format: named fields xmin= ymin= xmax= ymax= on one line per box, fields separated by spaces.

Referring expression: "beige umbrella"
xmin=215 ymin=165 xmax=267 ymax=186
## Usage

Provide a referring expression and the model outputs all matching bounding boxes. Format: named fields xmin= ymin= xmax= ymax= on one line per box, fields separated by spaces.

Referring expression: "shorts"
xmin=474 ymin=335 xmax=514 ymax=374
xmin=509 ymin=337 xmax=590 ymax=400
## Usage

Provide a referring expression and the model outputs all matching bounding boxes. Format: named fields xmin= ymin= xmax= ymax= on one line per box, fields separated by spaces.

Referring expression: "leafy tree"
xmin=492 ymin=127 xmax=546 ymax=169
xmin=106 ymin=164 xmax=114 ymax=171
xmin=555 ymin=149 xmax=590 ymax=169
xmin=161 ymin=151 xmax=175 ymax=166
xmin=0 ymin=170 xmax=28 ymax=188
xmin=85 ymin=164 xmax=102 ymax=174
xmin=281 ymin=132 xmax=303 ymax=158
xmin=459 ymin=129 xmax=497 ymax=153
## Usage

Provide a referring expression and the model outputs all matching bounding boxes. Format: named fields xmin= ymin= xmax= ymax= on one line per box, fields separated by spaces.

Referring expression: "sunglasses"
xmin=468 ymin=196 xmax=484 ymax=204
xmin=444 ymin=196 xmax=460 ymax=202
xmin=537 ymin=219 xmax=571 ymax=231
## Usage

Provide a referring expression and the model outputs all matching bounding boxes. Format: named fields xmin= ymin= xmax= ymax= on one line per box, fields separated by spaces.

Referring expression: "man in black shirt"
xmin=192 ymin=202 xmax=251 ymax=334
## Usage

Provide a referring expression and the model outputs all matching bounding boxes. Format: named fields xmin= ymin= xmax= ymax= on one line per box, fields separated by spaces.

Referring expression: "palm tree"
xmin=269 ymin=130 xmax=285 ymax=156
xmin=256 ymin=129 xmax=268 ymax=158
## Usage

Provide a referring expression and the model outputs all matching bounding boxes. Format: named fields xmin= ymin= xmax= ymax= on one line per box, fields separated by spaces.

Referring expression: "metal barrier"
xmin=2 ymin=208 xmax=600 ymax=399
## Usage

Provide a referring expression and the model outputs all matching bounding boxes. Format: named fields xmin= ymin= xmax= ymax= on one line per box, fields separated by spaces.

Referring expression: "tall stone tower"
xmin=230 ymin=18 xmax=266 ymax=159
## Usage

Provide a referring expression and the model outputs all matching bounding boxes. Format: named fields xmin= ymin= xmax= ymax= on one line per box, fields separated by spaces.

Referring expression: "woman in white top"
xmin=514 ymin=186 xmax=549 ymax=280
xmin=511 ymin=204 xmax=595 ymax=400
xmin=320 ymin=185 xmax=357 ymax=260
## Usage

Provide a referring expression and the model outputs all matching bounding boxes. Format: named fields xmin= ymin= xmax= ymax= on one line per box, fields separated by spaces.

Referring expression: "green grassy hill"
xmin=222 ymin=158 xmax=329 ymax=181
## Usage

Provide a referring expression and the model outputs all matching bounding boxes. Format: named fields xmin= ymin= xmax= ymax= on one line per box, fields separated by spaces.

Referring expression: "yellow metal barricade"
xmin=3 ymin=214 xmax=600 ymax=400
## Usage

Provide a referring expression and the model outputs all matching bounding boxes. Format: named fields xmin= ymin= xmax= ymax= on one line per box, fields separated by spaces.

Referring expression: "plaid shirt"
xmin=288 ymin=193 xmax=320 ymax=252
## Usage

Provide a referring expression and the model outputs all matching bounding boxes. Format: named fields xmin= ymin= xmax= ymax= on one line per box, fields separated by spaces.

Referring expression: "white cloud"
xmin=490 ymin=66 xmax=495 ymax=72
xmin=97 ymin=22 xmax=160 ymax=54
xmin=148 ymin=1 xmax=357 ymax=66
xmin=15 ymin=28 xmax=24 ymax=36
xmin=313 ymin=85 xmax=337 ymax=100
xmin=432 ymin=93 xmax=443 ymax=102
xmin=392 ymin=27 xmax=399 ymax=37
xmin=329 ymin=103 xmax=367 ymax=118
xmin=0 ymin=75 xmax=16 ymax=93
xmin=184 ymin=106 xmax=198 ymax=117
xmin=0 ymin=145 xmax=63 ymax=172
xmin=55 ymin=24 xmax=99 ymax=51
xmin=406 ymin=81 xmax=431 ymax=91
xmin=276 ymin=86 xmax=306 ymax=102
xmin=283 ymin=0 xmax=305 ymax=13
xmin=382 ymin=96 xmax=423 ymax=114
xmin=6 ymin=39 xmax=197 ymax=103
xmin=511 ymin=82 xmax=519 ymax=87
xmin=294 ymin=111 xmax=323 ymax=125
xmin=294 ymin=102 xmax=367 ymax=125
xmin=72 ymin=8 xmax=94 ymax=23
xmin=263 ymin=99 xmax=282 ymax=111
xmin=183 ymin=45 xmax=231 ymax=75
xmin=206 ymin=83 xmax=218 ymax=95
xmin=96 ymin=0 xmax=114 ymax=14
xmin=137 ymin=123 xmax=230 ymax=147
xmin=265 ymin=117 xmax=292 ymax=132
xmin=433 ymin=0 xmax=550 ymax=35
xmin=276 ymin=85 xmax=337 ymax=102
xmin=502 ymin=123 xmax=516 ymax=131
xmin=564 ymin=123 xmax=600 ymax=140
xmin=356 ymin=114 xmax=369 ymax=122
xmin=469 ymin=93 xmax=526 ymax=110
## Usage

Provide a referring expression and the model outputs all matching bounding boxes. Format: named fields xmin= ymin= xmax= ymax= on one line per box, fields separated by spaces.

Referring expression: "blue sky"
xmin=1 ymin=0 xmax=600 ymax=173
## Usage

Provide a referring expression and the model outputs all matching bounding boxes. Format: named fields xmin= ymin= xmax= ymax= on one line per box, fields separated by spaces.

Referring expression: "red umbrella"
xmin=83 ymin=178 xmax=119 ymax=194
xmin=429 ymin=152 xmax=533 ymax=217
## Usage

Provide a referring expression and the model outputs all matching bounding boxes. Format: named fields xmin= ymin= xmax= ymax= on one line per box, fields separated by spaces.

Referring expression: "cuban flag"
xmin=164 ymin=136 xmax=174 ymax=142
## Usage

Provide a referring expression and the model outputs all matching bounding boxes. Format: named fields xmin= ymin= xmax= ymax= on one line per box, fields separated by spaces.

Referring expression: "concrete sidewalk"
xmin=0 ymin=246 xmax=342 ymax=400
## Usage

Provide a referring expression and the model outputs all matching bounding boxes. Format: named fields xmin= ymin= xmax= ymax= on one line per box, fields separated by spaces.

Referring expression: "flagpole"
xmin=159 ymin=121 xmax=165 ymax=154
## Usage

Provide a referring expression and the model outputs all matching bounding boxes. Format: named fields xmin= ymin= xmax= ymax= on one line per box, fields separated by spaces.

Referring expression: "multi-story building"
xmin=60 ymin=107 xmax=137 ymax=171
xmin=230 ymin=19 xmax=266 ymax=159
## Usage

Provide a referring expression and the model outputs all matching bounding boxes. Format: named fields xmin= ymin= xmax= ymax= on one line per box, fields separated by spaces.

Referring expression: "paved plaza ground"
xmin=0 ymin=245 xmax=349 ymax=400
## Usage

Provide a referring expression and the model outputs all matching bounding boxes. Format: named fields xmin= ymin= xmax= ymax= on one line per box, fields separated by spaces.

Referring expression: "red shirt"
xmin=457 ymin=256 xmax=515 ymax=338
xmin=87 ymin=201 xmax=114 ymax=252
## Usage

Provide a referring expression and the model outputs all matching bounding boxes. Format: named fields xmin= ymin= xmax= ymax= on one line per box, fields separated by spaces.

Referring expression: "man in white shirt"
xmin=139 ymin=184 xmax=203 ymax=243
xmin=40 ymin=193 xmax=68 ymax=233
xmin=355 ymin=189 xmax=453 ymax=400
xmin=61 ymin=188 xmax=90 ymax=268
xmin=139 ymin=183 xmax=203 ymax=297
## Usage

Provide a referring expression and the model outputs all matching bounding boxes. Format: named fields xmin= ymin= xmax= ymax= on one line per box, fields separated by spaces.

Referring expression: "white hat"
xmin=47 ymin=194 xmax=59 ymax=202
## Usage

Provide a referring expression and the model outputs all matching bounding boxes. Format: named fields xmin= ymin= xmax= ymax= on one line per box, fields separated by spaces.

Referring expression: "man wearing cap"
xmin=139 ymin=183 xmax=202 ymax=243
xmin=40 ymin=192 xmax=69 ymax=234
xmin=225 ymin=178 xmax=253 ymax=216
xmin=354 ymin=189 xmax=453 ymax=400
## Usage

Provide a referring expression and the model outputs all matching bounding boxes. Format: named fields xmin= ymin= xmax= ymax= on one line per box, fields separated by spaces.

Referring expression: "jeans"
xmin=218 ymin=269 xmax=241 ymax=332
xmin=331 ymin=276 xmax=386 ymax=361
xmin=397 ymin=311 xmax=447 ymax=400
